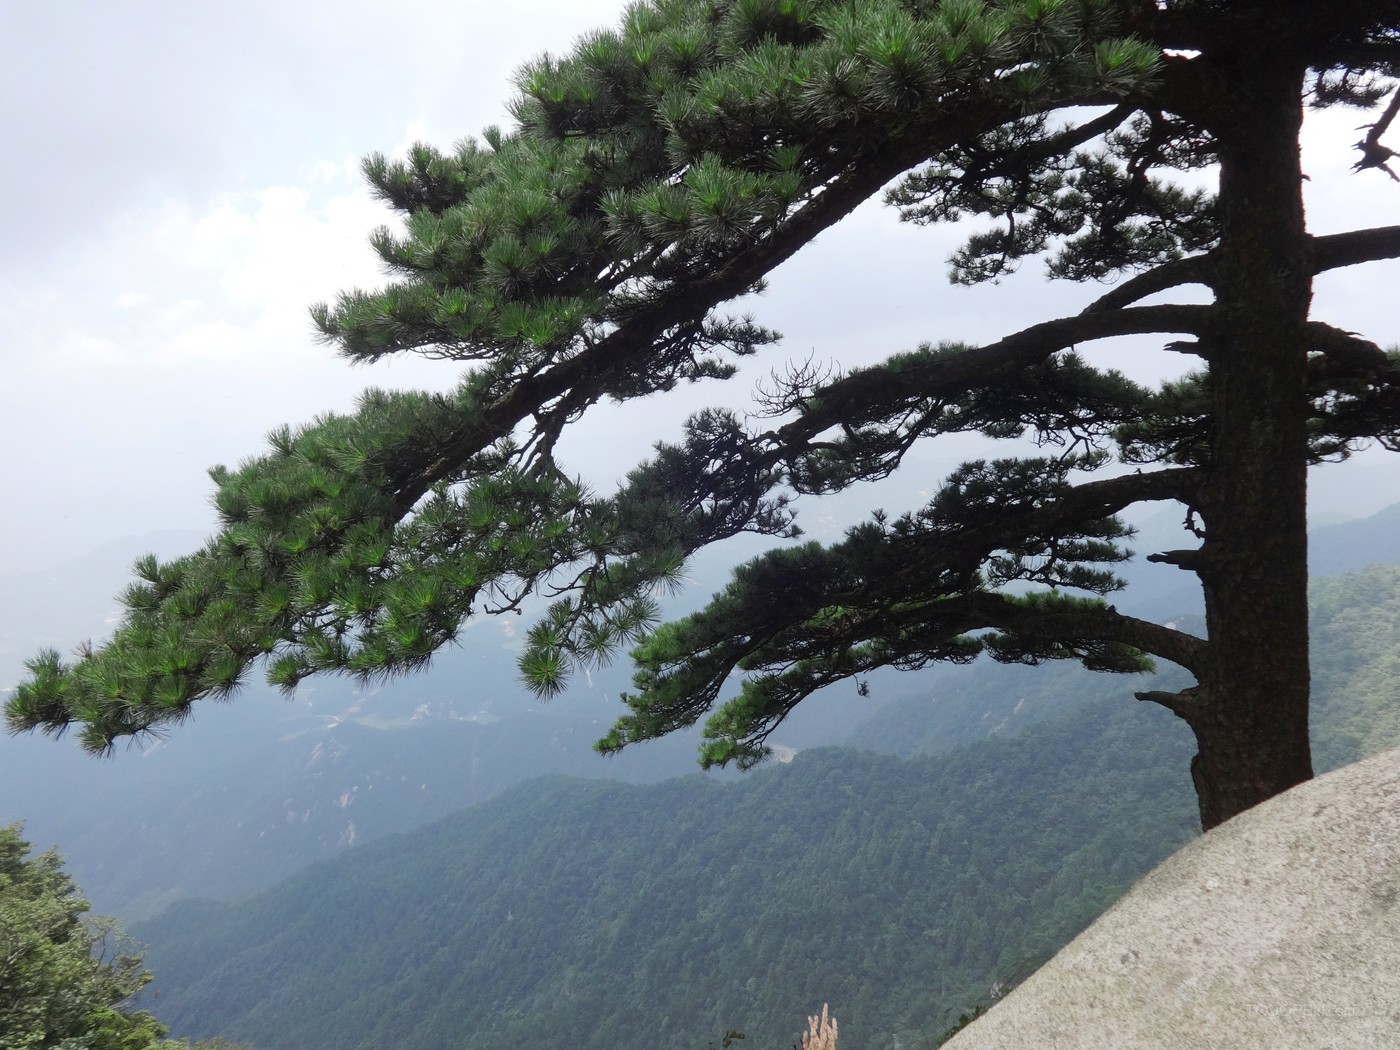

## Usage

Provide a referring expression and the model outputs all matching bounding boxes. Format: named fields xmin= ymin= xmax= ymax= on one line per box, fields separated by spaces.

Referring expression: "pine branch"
xmin=1306 ymin=321 xmax=1389 ymax=369
xmin=1354 ymin=83 xmax=1400 ymax=179
xmin=1309 ymin=224 xmax=1400 ymax=271
xmin=598 ymin=464 xmax=1203 ymax=763
xmin=960 ymin=591 xmax=1206 ymax=674
xmin=1082 ymin=254 xmax=1214 ymax=312
xmin=770 ymin=304 xmax=1214 ymax=454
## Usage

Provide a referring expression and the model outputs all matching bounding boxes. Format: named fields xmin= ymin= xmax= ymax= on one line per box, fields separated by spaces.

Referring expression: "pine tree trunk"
xmin=1187 ymin=49 xmax=1314 ymax=830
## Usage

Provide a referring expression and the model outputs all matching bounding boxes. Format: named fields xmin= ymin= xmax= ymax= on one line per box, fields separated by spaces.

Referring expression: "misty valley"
xmin=4 ymin=503 xmax=1400 ymax=1048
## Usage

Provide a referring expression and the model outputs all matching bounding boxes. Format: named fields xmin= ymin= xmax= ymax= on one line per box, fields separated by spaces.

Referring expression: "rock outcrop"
xmin=944 ymin=746 xmax=1400 ymax=1049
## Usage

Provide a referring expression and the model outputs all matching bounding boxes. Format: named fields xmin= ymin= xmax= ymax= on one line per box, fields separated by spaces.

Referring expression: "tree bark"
xmin=1186 ymin=47 xmax=1315 ymax=829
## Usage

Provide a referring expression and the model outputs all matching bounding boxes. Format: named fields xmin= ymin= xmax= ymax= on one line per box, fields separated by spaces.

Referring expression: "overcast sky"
xmin=3 ymin=1 xmax=1399 ymax=579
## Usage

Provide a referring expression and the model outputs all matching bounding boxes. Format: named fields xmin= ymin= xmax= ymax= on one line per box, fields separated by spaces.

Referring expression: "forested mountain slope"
xmin=136 ymin=562 xmax=1400 ymax=1050
xmin=1309 ymin=564 xmax=1400 ymax=772
xmin=138 ymin=697 xmax=1200 ymax=1050
xmin=1 ymin=630 xmax=705 ymax=920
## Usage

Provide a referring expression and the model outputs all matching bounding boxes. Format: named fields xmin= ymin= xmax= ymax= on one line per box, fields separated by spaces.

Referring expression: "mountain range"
xmin=2 ymin=498 xmax=1397 ymax=921
xmin=133 ymin=559 xmax=1400 ymax=1049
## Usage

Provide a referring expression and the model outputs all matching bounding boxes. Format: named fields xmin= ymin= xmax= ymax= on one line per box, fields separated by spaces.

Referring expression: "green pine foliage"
xmin=7 ymin=2 xmax=1400 ymax=828
xmin=5 ymin=0 xmax=1173 ymax=748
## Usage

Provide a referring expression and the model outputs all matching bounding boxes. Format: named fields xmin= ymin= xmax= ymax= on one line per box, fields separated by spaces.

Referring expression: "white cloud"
xmin=0 ymin=146 xmax=464 ymax=570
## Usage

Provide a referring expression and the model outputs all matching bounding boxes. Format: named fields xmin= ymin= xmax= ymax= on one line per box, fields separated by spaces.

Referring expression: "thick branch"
xmin=384 ymin=136 xmax=938 ymax=513
xmin=1036 ymin=103 xmax=1139 ymax=160
xmin=1146 ymin=548 xmax=1205 ymax=572
xmin=1070 ymin=223 xmax=1400 ymax=318
xmin=1309 ymin=224 xmax=1400 ymax=272
xmin=973 ymin=465 xmax=1203 ymax=553
xmin=1082 ymin=255 xmax=1215 ymax=313
xmin=770 ymin=304 xmax=1214 ymax=454
xmin=606 ymin=460 xmax=1210 ymax=758
xmin=1306 ymin=321 xmax=1389 ymax=369
xmin=388 ymin=95 xmax=1095 ymax=511
xmin=632 ymin=465 xmax=1203 ymax=723
xmin=1136 ymin=685 xmax=1206 ymax=721
xmin=964 ymin=591 xmax=1207 ymax=674
xmin=1076 ymin=222 xmax=1400 ymax=318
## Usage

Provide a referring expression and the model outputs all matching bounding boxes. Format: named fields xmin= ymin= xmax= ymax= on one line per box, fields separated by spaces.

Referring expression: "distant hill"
xmin=137 ymin=698 xmax=1200 ymax=1050
xmin=0 ymin=538 xmax=886 ymax=920
xmin=3 ymin=686 xmax=715 ymax=921
xmin=1307 ymin=500 xmax=1400 ymax=578
xmin=4 ymin=501 xmax=1397 ymax=920
xmin=846 ymin=658 xmax=1180 ymax=759
xmin=134 ymin=562 xmax=1400 ymax=1050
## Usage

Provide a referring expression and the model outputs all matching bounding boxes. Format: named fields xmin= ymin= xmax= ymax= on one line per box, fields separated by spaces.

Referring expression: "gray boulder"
xmin=943 ymin=746 xmax=1400 ymax=1049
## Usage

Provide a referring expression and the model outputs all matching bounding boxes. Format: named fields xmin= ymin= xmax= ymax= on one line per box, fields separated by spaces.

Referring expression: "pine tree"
xmin=0 ymin=824 xmax=168 ymax=1049
xmin=8 ymin=0 xmax=1400 ymax=828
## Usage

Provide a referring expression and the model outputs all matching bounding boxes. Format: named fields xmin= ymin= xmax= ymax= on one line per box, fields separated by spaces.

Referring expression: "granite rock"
xmin=943 ymin=747 xmax=1400 ymax=1049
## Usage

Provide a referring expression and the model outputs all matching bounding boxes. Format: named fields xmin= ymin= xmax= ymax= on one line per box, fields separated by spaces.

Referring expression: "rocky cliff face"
xmin=944 ymin=746 xmax=1400 ymax=1049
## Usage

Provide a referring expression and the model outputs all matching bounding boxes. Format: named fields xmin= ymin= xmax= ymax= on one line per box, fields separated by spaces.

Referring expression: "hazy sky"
xmin=3 ymin=1 xmax=1399 ymax=577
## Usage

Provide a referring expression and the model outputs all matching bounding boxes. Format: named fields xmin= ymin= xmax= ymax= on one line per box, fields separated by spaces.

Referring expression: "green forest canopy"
xmin=0 ymin=822 xmax=249 ymax=1050
xmin=8 ymin=0 xmax=1400 ymax=828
